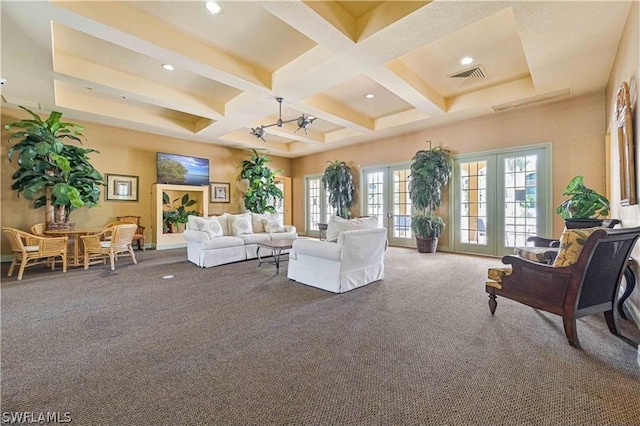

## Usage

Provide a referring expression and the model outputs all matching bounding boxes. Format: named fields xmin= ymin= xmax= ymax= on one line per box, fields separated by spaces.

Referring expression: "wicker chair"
xmin=81 ymin=224 xmax=138 ymax=270
xmin=116 ymin=215 xmax=146 ymax=251
xmin=486 ymin=227 xmax=640 ymax=348
xmin=2 ymin=227 xmax=68 ymax=281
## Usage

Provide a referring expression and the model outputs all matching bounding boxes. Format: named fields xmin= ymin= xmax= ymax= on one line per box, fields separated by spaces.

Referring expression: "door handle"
xmin=386 ymin=213 xmax=393 ymax=218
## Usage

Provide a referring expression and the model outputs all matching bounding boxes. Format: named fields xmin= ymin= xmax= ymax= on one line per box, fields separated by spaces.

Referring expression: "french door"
xmin=304 ymin=175 xmax=336 ymax=237
xmin=362 ymin=165 xmax=414 ymax=247
xmin=453 ymin=145 xmax=551 ymax=256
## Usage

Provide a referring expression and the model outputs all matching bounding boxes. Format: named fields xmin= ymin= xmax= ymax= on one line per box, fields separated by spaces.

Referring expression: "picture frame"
xmin=615 ymin=81 xmax=637 ymax=206
xmin=106 ymin=174 xmax=139 ymax=201
xmin=210 ymin=182 xmax=230 ymax=203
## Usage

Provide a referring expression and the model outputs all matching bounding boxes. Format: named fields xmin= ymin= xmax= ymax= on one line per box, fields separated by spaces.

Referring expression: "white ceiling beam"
xmin=53 ymin=52 xmax=224 ymax=120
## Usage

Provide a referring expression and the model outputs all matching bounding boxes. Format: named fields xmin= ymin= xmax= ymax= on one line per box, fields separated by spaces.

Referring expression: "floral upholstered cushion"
xmin=552 ymin=227 xmax=600 ymax=267
xmin=230 ymin=213 xmax=254 ymax=236
xmin=486 ymin=267 xmax=512 ymax=289
xmin=516 ymin=246 xmax=557 ymax=264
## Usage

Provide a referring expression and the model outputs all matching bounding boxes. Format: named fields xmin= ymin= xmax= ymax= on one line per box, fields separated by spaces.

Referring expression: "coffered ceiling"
xmin=0 ymin=1 xmax=632 ymax=158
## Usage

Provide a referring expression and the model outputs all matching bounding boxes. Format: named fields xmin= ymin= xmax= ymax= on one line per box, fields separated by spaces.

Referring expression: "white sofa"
xmin=287 ymin=221 xmax=387 ymax=293
xmin=183 ymin=213 xmax=297 ymax=268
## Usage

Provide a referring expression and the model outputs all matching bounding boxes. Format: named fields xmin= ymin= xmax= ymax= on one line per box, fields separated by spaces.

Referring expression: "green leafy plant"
xmin=556 ymin=175 xmax=610 ymax=219
xmin=411 ymin=215 xmax=445 ymax=240
xmin=408 ymin=146 xmax=453 ymax=250
xmin=5 ymin=106 xmax=105 ymax=225
xmin=162 ymin=192 xmax=199 ymax=229
xmin=239 ymin=149 xmax=282 ymax=214
xmin=322 ymin=160 xmax=355 ymax=219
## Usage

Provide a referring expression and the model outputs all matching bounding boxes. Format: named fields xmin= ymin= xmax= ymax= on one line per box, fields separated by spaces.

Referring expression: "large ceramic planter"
xmin=416 ymin=236 xmax=438 ymax=253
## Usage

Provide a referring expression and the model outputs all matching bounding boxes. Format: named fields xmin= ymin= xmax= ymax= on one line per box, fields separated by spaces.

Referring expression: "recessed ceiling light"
xmin=365 ymin=93 xmax=375 ymax=99
xmin=204 ymin=1 xmax=222 ymax=14
xmin=162 ymin=64 xmax=174 ymax=71
xmin=460 ymin=56 xmax=474 ymax=65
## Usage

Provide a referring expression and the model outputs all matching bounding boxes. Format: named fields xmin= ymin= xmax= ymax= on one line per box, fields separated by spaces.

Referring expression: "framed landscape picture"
xmin=106 ymin=174 xmax=139 ymax=201
xmin=210 ymin=182 xmax=230 ymax=203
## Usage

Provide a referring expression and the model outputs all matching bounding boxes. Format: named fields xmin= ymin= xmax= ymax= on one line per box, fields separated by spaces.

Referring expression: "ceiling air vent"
xmin=449 ymin=66 xmax=486 ymax=87
xmin=492 ymin=88 xmax=572 ymax=112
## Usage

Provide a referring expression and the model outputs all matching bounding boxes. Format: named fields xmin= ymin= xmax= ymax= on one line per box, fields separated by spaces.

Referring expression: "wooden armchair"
xmin=518 ymin=219 xmax=635 ymax=319
xmin=116 ymin=215 xmax=146 ymax=251
xmin=486 ymin=226 xmax=640 ymax=348
xmin=2 ymin=227 xmax=68 ymax=281
xmin=81 ymin=224 xmax=138 ymax=270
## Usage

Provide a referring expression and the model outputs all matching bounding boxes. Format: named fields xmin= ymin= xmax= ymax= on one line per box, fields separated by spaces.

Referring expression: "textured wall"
xmin=292 ymin=92 xmax=606 ymax=248
xmin=1 ymin=108 xmax=291 ymax=255
xmin=606 ymin=1 xmax=640 ymax=319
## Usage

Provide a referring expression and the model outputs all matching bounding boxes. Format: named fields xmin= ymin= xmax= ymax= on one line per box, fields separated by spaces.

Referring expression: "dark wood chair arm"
xmin=526 ymin=236 xmax=559 ymax=247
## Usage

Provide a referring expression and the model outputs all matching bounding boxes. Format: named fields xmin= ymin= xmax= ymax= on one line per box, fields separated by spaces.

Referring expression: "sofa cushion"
xmin=230 ymin=213 xmax=254 ymax=236
xmin=268 ymin=231 xmax=297 ymax=241
xmin=552 ymin=227 xmax=600 ymax=267
xmin=326 ymin=215 xmax=379 ymax=242
xmin=263 ymin=218 xmax=285 ymax=233
xmin=192 ymin=216 xmax=224 ymax=238
xmin=200 ymin=236 xmax=245 ymax=250
xmin=237 ymin=233 xmax=271 ymax=244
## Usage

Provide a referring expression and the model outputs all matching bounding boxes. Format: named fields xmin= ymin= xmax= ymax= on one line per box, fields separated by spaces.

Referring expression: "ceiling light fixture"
xmin=365 ymin=93 xmax=375 ymax=99
xmin=162 ymin=64 xmax=174 ymax=71
xmin=204 ymin=1 xmax=222 ymax=14
xmin=460 ymin=56 xmax=474 ymax=65
xmin=249 ymin=97 xmax=316 ymax=142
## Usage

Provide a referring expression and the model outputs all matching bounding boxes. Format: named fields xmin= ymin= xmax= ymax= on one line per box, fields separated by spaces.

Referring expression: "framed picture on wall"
xmin=210 ymin=182 xmax=230 ymax=203
xmin=616 ymin=81 xmax=637 ymax=206
xmin=106 ymin=174 xmax=139 ymax=201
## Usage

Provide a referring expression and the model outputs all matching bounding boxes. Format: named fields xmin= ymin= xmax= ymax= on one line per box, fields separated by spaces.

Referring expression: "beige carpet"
xmin=1 ymin=247 xmax=639 ymax=425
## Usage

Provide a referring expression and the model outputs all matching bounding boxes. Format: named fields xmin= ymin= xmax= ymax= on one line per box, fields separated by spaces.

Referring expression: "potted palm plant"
xmin=322 ymin=160 xmax=355 ymax=219
xmin=409 ymin=146 xmax=453 ymax=253
xmin=555 ymin=175 xmax=610 ymax=229
xmin=162 ymin=192 xmax=199 ymax=233
xmin=239 ymin=149 xmax=282 ymax=214
xmin=5 ymin=106 xmax=105 ymax=230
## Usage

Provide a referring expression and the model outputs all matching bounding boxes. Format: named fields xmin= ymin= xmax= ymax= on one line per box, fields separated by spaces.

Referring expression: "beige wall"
xmin=605 ymin=2 xmax=640 ymax=316
xmin=1 ymin=108 xmax=291 ymax=255
xmin=292 ymin=92 xmax=607 ymax=248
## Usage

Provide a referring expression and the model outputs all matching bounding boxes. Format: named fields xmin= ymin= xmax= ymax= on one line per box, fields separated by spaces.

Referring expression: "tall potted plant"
xmin=5 ymin=107 xmax=105 ymax=230
xmin=239 ymin=149 xmax=282 ymax=214
xmin=556 ymin=175 xmax=610 ymax=229
xmin=409 ymin=145 xmax=453 ymax=253
xmin=322 ymin=160 xmax=355 ymax=219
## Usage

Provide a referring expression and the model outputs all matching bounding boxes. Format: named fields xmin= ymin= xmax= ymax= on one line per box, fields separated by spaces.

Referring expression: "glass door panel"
xmin=363 ymin=166 xmax=413 ymax=247
xmin=453 ymin=145 xmax=549 ymax=256
xmin=454 ymin=157 xmax=495 ymax=255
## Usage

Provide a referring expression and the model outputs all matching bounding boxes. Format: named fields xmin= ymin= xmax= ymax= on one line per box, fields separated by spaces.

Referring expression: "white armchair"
xmin=287 ymin=227 xmax=387 ymax=293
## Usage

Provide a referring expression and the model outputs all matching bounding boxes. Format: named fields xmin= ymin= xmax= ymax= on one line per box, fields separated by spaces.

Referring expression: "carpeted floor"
xmin=1 ymin=247 xmax=639 ymax=425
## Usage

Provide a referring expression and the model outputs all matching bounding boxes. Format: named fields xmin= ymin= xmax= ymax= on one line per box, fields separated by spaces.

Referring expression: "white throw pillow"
xmin=263 ymin=218 xmax=286 ymax=233
xmin=193 ymin=216 xmax=224 ymax=238
xmin=231 ymin=213 xmax=254 ymax=236
xmin=326 ymin=215 xmax=379 ymax=242
xmin=251 ymin=213 xmax=267 ymax=233
xmin=187 ymin=215 xmax=200 ymax=231
xmin=216 ymin=213 xmax=231 ymax=236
